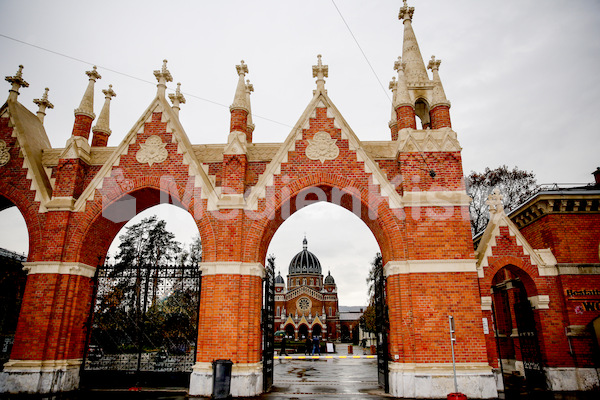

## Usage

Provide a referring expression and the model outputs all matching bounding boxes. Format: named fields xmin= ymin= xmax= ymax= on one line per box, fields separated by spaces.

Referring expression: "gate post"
xmin=1 ymin=262 xmax=96 ymax=393
xmin=189 ymin=261 xmax=265 ymax=397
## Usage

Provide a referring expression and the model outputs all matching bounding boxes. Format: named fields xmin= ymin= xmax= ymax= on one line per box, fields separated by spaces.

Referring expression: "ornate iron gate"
xmin=514 ymin=288 xmax=546 ymax=390
xmin=375 ymin=261 xmax=389 ymax=393
xmin=262 ymin=258 xmax=275 ymax=392
xmin=81 ymin=262 xmax=201 ymax=388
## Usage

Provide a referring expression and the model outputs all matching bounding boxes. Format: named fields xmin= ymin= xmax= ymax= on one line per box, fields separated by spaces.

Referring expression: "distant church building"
xmin=274 ymin=238 xmax=340 ymax=341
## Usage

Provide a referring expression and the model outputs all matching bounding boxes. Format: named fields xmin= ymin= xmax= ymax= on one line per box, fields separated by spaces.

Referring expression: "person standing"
xmin=312 ymin=336 xmax=320 ymax=355
xmin=305 ymin=337 xmax=312 ymax=355
xmin=281 ymin=336 xmax=288 ymax=356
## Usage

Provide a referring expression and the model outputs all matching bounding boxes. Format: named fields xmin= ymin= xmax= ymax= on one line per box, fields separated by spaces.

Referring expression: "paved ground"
xmin=1 ymin=346 xmax=598 ymax=399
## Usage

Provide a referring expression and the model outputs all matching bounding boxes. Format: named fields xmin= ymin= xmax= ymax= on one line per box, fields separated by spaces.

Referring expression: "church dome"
xmin=275 ymin=272 xmax=284 ymax=284
xmin=288 ymin=237 xmax=322 ymax=275
xmin=324 ymin=271 xmax=335 ymax=284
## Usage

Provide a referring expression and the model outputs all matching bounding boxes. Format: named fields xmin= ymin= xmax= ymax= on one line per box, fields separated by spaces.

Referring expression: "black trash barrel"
xmin=212 ymin=359 xmax=233 ymax=399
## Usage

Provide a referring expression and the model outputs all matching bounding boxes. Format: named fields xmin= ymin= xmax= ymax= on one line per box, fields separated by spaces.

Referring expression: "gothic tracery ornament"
xmin=305 ymin=131 xmax=339 ymax=163
xmin=0 ymin=140 xmax=10 ymax=167
xmin=136 ymin=135 xmax=168 ymax=166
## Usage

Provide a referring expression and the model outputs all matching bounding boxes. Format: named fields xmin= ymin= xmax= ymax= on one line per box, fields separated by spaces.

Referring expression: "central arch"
xmin=246 ymin=172 xmax=407 ymax=266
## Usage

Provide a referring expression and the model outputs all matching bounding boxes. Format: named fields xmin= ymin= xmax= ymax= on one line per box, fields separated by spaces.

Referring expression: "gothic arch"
xmin=243 ymin=172 xmax=406 ymax=266
xmin=74 ymin=183 xmax=209 ymax=266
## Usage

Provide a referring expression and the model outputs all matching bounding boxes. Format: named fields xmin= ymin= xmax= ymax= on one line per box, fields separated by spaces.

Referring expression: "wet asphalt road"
xmin=264 ymin=356 xmax=388 ymax=399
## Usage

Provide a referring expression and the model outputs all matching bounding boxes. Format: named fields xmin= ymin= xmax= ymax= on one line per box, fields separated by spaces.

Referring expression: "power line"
xmin=330 ymin=0 xmax=391 ymax=104
xmin=0 ymin=33 xmax=293 ymax=128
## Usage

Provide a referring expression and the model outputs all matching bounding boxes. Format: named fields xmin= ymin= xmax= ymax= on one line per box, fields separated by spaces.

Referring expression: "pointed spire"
xmin=33 ymin=87 xmax=54 ymax=124
xmin=245 ymin=79 xmax=255 ymax=134
xmin=92 ymin=85 xmax=116 ymax=139
xmin=427 ymin=55 xmax=450 ymax=107
xmin=5 ymin=65 xmax=29 ymax=102
xmin=153 ymin=59 xmax=173 ymax=98
xmin=230 ymin=60 xmax=250 ymax=112
xmin=168 ymin=82 xmax=186 ymax=117
xmin=74 ymin=66 xmax=101 ymax=119
xmin=312 ymin=54 xmax=328 ymax=93
xmin=303 ymin=236 xmax=308 ymax=250
xmin=388 ymin=76 xmax=398 ymax=129
xmin=399 ymin=1 xmax=429 ymax=85
xmin=393 ymin=56 xmax=412 ymax=107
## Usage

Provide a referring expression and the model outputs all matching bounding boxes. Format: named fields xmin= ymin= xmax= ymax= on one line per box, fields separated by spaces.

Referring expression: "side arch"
xmin=0 ymin=187 xmax=44 ymax=260
xmin=72 ymin=182 xmax=213 ymax=267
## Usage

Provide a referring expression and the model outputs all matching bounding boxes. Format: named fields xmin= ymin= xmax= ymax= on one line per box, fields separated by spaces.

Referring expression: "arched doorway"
xmin=312 ymin=324 xmax=322 ymax=338
xmin=298 ymin=324 xmax=309 ymax=340
xmin=284 ymin=324 xmax=295 ymax=339
xmin=491 ymin=265 xmax=546 ymax=390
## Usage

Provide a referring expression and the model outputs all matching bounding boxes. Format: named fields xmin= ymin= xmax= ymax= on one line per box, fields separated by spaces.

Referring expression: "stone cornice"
xmin=556 ymin=263 xmax=600 ymax=275
xmin=402 ymin=190 xmax=471 ymax=207
xmin=510 ymin=193 xmax=600 ymax=229
xmin=199 ymin=262 xmax=265 ymax=278
xmin=384 ymin=259 xmax=477 ymax=277
xmin=22 ymin=261 xmax=96 ymax=278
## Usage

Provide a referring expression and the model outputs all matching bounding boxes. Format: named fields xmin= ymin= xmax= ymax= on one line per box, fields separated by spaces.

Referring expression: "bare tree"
xmin=465 ymin=165 xmax=540 ymax=236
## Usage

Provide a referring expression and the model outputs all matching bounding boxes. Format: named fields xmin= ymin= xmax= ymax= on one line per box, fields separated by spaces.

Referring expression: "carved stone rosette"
xmin=305 ymin=131 xmax=339 ymax=163
xmin=0 ymin=140 xmax=10 ymax=167
xmin=136 ymin=135 xmax=168 ymax=166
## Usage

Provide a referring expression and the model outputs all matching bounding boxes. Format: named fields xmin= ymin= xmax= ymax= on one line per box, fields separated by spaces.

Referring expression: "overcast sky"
xmin=1 ymin=1 xmax=599 ymax=305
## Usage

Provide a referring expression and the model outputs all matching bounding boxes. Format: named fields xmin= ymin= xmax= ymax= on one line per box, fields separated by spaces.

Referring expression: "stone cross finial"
xmin=312 ymin=54 xmax=329 ymax=92
xmin=154 ymin=59 xmax=173 ymax=97
xmin=33 ymin=87 xmax=54 ymax=124
xmin=86 ymin=65 xmax=102 ymax=82
xmin=399 ymin=0 xmax=414 ymax=21
xmin=5 ymin=65 xmax=30 ymax=101
xmin=103 ymin=84 xmax=116 ymax=100
xmin=486 ymin=188 xmax=505 ymax=215
xmin=427 ymin=55 xmax=441 ymax=71
xmin=236 ymin=60 xmax=249 ymax=77
xmin=169 ymin=82 xmax=186 ymax=117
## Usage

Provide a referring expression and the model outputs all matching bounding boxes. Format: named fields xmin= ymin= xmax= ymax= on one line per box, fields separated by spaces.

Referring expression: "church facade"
xmin=274 ymin=238 xmax=340 ymax=341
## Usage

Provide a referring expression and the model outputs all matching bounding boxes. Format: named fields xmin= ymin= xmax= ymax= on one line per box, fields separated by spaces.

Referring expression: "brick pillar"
xmin=430 ymin=105 xmax=451 ymax=129
xmin=396 ymin=105 xmax=417 ymax=129
xmin=230 ymin=109 xmax=248 ymax=135
xmin=389 ymin=121 xmax=399 ymax=141
xmin=191 ymin=264 xmax=264 ymax=397
xmin=91 ymin=131 xmax=109 ymax=147
xmin=53 ymin=158 xmax=88 ymax=199
xmin=3 ymin=264 xmax=96 ymax=393
xmin=71 ymin=114 xmax=93 ymax=139
xmin=222 ymin=154 xmax=247 ymax=195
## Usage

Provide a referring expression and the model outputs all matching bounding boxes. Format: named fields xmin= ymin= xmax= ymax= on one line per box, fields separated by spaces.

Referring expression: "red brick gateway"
xmin=1 ymin=1 xmax=599 ymax=397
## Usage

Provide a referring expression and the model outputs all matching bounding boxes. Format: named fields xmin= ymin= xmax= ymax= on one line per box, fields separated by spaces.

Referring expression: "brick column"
xmin=2 ymin=262 xmax=95 ymax=393
xmin=189 ymin=262 xmax=264 ymax=397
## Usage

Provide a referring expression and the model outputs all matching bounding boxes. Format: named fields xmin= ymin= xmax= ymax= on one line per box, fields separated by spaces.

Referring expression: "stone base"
xmin=189 ymin=361 xmax=262 ymax=397
xmin=388 ymin=362 xmax=498 ymax=399
xmin=545 ymin=367 xmax=600 ymax=391
xmin=0 ymin=359 xmax=81 ymax=394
